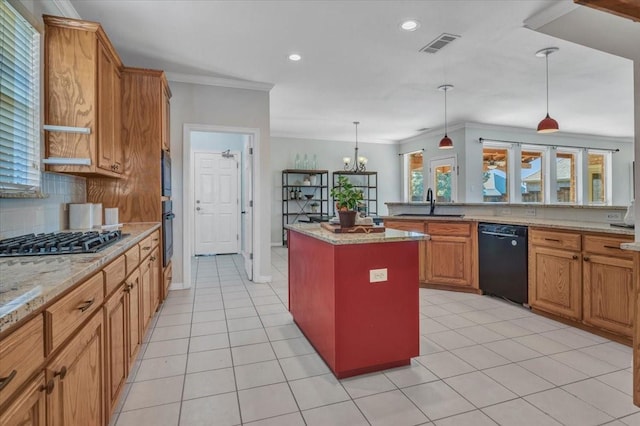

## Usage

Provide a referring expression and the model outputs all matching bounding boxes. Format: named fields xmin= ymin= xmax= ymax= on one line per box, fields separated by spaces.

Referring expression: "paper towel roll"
xmin=104 ymin=208 xmax=119 ymax=226
xmin=69 ymin=204 xmax=93 ymax=229
xmin=92 ymin=203 xmax=103 ymax=227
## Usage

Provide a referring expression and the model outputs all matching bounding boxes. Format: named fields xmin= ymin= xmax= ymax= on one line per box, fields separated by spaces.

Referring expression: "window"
xmin=555 ymin=149 xmax=579 ymax=203
xmin=521 ymin=149 xmax=544 ymax=203
xmin=0 ymin=0 xmax=40 ymax=193
xmin=430 ymin=155 xmax=457 ymax=203
xmin=587 ymin=150 xmax=610 ymax=204
xmin=482 ymin=145 xmax=509 ymax=202
xmin=407 ymin=151 xmax=423 ymax=201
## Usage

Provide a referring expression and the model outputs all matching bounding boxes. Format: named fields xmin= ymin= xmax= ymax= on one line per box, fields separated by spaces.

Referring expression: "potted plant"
xmin=330 ymin=175 xmax=364 ymax=228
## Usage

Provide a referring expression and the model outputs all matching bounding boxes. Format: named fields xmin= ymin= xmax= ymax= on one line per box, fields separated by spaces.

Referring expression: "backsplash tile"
xmin=0 ymin=173 xmax=86 ymax=239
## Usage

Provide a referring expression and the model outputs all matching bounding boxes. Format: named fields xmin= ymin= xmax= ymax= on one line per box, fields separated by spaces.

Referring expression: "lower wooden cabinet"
xmin=634 ymin=252 xmax=640 ymax=407
xmin=104 ymin=285 xmax=128 ymax=415
xmin=529 ymin=244 xmax=582 ymax=321
xmin=46 ymin=311 xmax=104 ymax=426
xmin=0 ymin=373 xmax=47 ymax=426
xmin=126 ymin=269 xmax=142 ymax=369
xmin=163 ymin=261 xmax=173 ymax=301
xmin=424 ymin=221 xmax=477 ymax=290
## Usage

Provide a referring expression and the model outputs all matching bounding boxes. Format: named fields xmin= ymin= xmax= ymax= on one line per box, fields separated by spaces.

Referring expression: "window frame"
xmin=481 ymin=141 xmax=512 ymax=203
xmin=404 ymin=150 xmax=424 ymax=202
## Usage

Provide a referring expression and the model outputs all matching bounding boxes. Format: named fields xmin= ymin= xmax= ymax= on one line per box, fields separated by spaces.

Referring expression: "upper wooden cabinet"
xmin=44 ymin=15 xmax=123 ymax=177
xmin=162 ymin=82 xmax=171 ymax=152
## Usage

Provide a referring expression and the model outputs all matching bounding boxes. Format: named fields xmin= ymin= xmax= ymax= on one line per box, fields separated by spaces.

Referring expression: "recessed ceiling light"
xmin=400 ymin=20 xmax=420 ymax=31
xmin=288 ymin=53 xmax=302 ymax=62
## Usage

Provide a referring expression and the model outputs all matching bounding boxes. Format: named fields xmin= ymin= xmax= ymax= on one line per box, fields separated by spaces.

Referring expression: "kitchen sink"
xmin=394 ymin=213 xmax=465 ymax=218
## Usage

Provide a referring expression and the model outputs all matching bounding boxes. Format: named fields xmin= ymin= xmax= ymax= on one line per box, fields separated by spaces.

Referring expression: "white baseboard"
xmin=252 ymin=275 xmax=272 ymax=283
xmin=168 ymin=282 xmax=190 ymax=291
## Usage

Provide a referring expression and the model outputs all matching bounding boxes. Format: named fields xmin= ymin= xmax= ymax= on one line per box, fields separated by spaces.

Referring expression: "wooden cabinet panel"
xmin=529 ymin=228 xmax=581 ymax=251
xmin=104 ymin=286 xmax=127 ymax=415
xmin=0 ymin=316 xmax=44 ymax=408
xmin=583 ymin=234 xmax=633 ymax=258
xmin=162 ymin=83 xmax=171 ymax=152
xmin=96 ymin=41 xmax=123 ymax=174
xmin=47 ymin=311 xmax=104 ymax=426
xmin=46 ymin=273 xmax=104 ymax=353
xmin=103 ymin=255 xmax=126 ymax=297
xmin=634 ymin=251 xmax=640 ymax=407
xmin=163 ymin=261 xmax=173 ymax=301
xmin=125 ymin=245 xmax=140 ymax=277
xmin=0 ymin=373 xmax=46 ymax=426
xmin=426 ymin=221 xmax=471 ymax=237
xmin=529 ymin=245 xmax=582 ymax=320
xmin=126 ymin=269 xmax=142 ymax=368
xmin=425 ymin=235 xmax=473 ymax=287
xmin=140 ymin=259 xmax=152 ymax=333
xmin=583 ymin=253 xmax=634 ymax=336
xmin=150 ymin=246 xmax=161 ymax=316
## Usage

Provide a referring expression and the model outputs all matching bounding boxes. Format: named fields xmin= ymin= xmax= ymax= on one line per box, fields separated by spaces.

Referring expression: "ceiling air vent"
xmin=419 ymin=33 xmax=460 ymax=54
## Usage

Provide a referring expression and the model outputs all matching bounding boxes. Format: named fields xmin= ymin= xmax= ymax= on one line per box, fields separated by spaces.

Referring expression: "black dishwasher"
xmin=478 ymin=223 xmax=528 ymax=305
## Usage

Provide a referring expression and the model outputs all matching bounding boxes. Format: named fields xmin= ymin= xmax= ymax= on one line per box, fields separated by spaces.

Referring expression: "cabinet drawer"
xmin=139 ymin=231 xmax=160 ymax=257
xmin=46 ymin=273 xmax=104 ymax=353
xmin=530 ymin=228 xmax=581 ymax=251
xmin=104 ymin=255 xmax=126 ymax=296
xmin=426 ymin=221 xmax=471 ymax=236
xmin=583 ymin=234 xmax=633 ymax=259
xmin=125 ymin=245 xmax=140 ymax=276
xmin=384 ymin=220 xmax=425 ymax=233
xmin=0 ymin=316 xmax=44 ymax=407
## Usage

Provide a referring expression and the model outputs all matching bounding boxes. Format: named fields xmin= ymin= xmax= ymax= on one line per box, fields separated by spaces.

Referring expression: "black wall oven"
xmin=162 ymin=200 xmax=175 ymax=267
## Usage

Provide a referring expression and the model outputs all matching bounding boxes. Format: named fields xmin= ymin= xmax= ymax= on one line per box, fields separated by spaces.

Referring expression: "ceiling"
xmin=68 ymin=0 xmax=636 ymax=144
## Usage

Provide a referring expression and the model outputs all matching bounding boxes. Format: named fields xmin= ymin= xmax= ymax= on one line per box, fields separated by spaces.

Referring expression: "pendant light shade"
xmin=536 ymin=47 xmax=559 ymax=134
xmin=438 ymin=84 xmax=454 ymax=149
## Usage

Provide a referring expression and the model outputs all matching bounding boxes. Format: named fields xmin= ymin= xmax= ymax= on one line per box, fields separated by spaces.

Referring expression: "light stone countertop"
xmin=0 ymin=223 xmax=160 ymax=334
xmin=382 ymin=214 xmax=635 ymax=237
xmin=621 ymin=242 xmax=640 ymax=252
xmin=285 ymin=223 xmax=429 ymax=245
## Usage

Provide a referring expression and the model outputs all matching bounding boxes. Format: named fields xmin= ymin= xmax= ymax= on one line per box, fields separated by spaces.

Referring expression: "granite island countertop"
xmin=0 ymin=222 xmax=160 ymax=334
xmin=285 ymin=223 xmax=429 ymax=245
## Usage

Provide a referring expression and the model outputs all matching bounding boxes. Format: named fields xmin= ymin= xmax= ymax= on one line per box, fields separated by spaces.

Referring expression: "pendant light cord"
xmin=545 ymin=52 xmax=549 ymax=116
xmin=444 ymin=88 xmax=448 ymax=135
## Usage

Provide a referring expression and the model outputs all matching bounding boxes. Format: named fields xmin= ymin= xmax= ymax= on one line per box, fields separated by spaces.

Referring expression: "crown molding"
xmin=166 ymin=72 xmax=274 ymax=92
xmin=47 ymin=0 xmax=81 ymax=19
xmin=464 ymin=122 xmax=634 ymax=144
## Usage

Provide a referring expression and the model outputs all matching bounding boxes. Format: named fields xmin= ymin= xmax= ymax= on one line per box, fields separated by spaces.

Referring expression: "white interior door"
xmin=242 ymin=140 xmax=253 ymax=280
xmin=194 ymin=152 xmax=240 ymax=255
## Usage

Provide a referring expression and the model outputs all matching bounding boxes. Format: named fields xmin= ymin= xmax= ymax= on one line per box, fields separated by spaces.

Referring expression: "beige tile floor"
xmin=110 ymin=246 xmax=640 ymax=426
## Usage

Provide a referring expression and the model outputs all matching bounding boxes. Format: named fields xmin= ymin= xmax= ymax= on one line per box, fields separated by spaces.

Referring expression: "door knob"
xmin=196 ymin=207 xmax=201 ymax=211
xmin=196 ymin=200 xmax=200 ymax=204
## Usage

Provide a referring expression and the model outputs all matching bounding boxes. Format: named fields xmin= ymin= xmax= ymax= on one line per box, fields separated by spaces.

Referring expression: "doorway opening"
xmin=183 ymin=124 xmax=256 ymax=288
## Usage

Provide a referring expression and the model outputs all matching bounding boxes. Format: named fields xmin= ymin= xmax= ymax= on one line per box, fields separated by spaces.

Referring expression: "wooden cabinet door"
xmin=529 ymin=245 xmax=582 ymax=320
xmin=425 ymin=235 xmax=473 ymax=287
xmin=126 ymin=268 xmax=142 ymax=368
xmin=583 ymin=253 xmax=634 ymax=337
xmin=96 ymin=41 xmax=122 ymax=174
xmin=140 ymin=258 xmax=152 ymax=333
xmin=634 ymin=252 xmax=640 ymax=407
xmin=0 ymin=373 xmax=47 ymax=426
xmin=150 ymin=247 xmax=161 ymax=314
xmin=161 ymin=83 xmax=171 ymax=152
xmin=104 ymin=285 xmax=127 ymax=415
xmin=47 ymin=312 xmax=104 ymax=426
xmin=163 ymin=261 xmax=173 ymax=302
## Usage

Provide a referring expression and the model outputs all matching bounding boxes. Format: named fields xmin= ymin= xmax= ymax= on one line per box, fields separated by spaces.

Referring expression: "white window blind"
xmin=0 ymin=0 xmax=40 ymax=193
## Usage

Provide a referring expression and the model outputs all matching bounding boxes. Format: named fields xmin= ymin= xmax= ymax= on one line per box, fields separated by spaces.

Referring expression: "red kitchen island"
xmin=286 ymin=223 xmax=428 ymax=378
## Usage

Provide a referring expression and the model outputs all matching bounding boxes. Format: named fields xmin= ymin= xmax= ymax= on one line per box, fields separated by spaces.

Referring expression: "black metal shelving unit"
xmin=332 ymin=171 xmax=378 ymax=217
xmin=282 ymin=169 xmax=329 ymax=245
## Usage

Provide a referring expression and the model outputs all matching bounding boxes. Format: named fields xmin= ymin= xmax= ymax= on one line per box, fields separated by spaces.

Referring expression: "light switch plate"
xmin=606 ymin=212 xmax=623 ymax=221
xmin=370 ymin=268 xmax=388 ymax=283
xmin=524 ymin=208 xmax=536 ymax=217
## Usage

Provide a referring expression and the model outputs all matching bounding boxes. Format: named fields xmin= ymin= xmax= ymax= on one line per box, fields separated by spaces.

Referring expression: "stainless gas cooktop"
xmin=0 ymin=230 xmax=123 ymax=257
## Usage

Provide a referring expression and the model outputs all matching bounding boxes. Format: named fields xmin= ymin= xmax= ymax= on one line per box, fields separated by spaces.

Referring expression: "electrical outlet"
xmin=606 ymin=212 xmax=623 ymax=221
xmin=524 ymin=208 xmax=536 ymax=217
xmin=500 ymin=208 xmax=511 ymax=215
xmin=369 ymin=268 xmax=388 ymax=283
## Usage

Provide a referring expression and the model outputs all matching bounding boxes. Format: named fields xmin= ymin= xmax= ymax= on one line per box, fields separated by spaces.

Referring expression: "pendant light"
xmin=438 ymin=84 xmax=454 ymax=149
xmin=536 ymin=47 xmax=559 ymax=133
xmin=343 ymin=121 xmax=366 ymax=172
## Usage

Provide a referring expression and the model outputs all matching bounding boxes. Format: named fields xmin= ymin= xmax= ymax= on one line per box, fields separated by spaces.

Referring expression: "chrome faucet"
xmin=426 ymin=187 xmax=435 ymax=215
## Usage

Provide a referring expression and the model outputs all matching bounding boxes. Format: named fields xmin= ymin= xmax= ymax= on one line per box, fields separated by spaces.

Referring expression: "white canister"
xmin=69 ymin=203 xmax=94 ymax=229
xmin=92 ymin=203 xmax=103 ymax=228
xmin=104 ymin=208 xmax=119 ymax=226
xmin=624 ymin=200 xmax=635 ymax=225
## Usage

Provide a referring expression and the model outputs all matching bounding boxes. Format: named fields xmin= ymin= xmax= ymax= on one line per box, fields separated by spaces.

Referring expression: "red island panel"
xmin=288 ymin=229 xmax=420 ymax=378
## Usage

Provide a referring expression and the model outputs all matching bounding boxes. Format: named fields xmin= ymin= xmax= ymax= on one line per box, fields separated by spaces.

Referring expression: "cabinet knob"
xmin=40 ymin=379 xmax=54 ymax=394
xmin=583 ymin=256 xmax=590 ymax=262
xmin=150 ymin=256 xmax=157 ymax=262
xmin=572 ymin=255 xmax=578 ymax=260
xmin=54 ymin=366 xmax=67 ymax=380
xmin=0 ymin=369 xmax=17 ymax=391
xmin=77 ymin=298 xmax=95 ymax=312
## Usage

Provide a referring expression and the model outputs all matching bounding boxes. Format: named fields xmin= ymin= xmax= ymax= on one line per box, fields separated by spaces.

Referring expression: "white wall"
xmin=169 ymin=82 xmax=271 ymax=284
xmin=270 ymin=137 xmax=399 ymax=244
